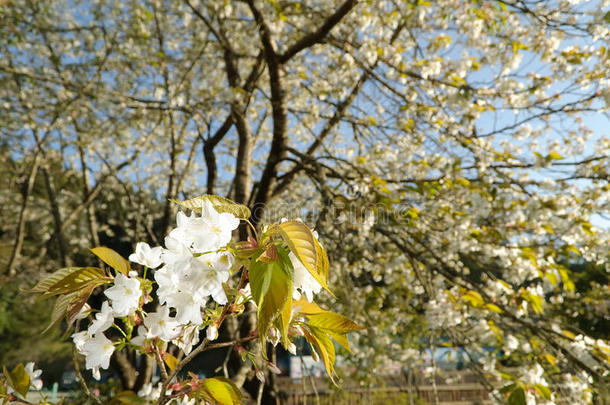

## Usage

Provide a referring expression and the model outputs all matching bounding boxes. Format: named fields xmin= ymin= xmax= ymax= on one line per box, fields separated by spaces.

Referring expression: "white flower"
xmin=505 ymin=334 xmax=519 ymax=354
xmin=82 ymin=333 xmax=115 ymax=380
xmin=289 ymin=252 xmax=322 ymax=302
xmin=190 ymin=255 xmax=230 ymax=305
xmin=172 ymin=324 xmax=200 ymax=355
xmin=88 ymin=301 xmax=114 ymax=335
xmin=206 ymin=324 xmax=218 ymax=341
xmin=169 ymin=211 xmax=215 ymax=253
xmin=24 ymin=362 xmax=43 ymax=390
xmin=167 ymin=291 xmax=204 ymax=326
xmin=169 ymin=202 xmax=239 ymax=253
xmin=72 ymin=331 xmax=91 ymax=353
xmin=200 ymin=201 xmax=240 ymax=249
xmin=144 ymin=305 xmax=180 ymax=341
xmin=74 ymin=303 xmax=91 ymax=320
xmin=104 ymin=273 xmax=141 ymax=317
xmin=130 ymin=325 xmax=148 ymax=347
xmin=129 ymin=242 xmax=163 ymax=268
xmin=137 ymin=383 xmax=163 ymax=401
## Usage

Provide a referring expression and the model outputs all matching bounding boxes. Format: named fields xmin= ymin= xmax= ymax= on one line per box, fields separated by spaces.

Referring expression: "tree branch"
xmin=278 ymin=0 xmax=358 ymax=64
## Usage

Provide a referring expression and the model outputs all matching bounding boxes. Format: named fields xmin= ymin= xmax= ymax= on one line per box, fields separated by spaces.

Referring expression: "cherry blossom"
xmin=104 ymin=273 xmax=142 ymax=317
xmin=129 ymin=242 xmax=164 ymax=268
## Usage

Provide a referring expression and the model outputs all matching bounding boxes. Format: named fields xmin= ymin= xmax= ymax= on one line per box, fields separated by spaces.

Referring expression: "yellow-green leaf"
xmin=43 ymin=292 xmax=78 ymax=333
xmin=3 ymin=364 xmax=30 ymax=398
xmin=171 ymin=195 xmax=250 ymax=220
xmin=533 ymin=384 xmax=551 ymax=400
xmin=294 ymin=298 xmax=326 ymax=315
xmin=202 ymin=377 xmax=243 ymax=405
xmin=544 ymin=353 xmax=557 ymax=366
xmin=43 ymin=267 xmax=106 ymax=297
xmin=461 ymin=290 xmax=484 ymax=307
xmin=249 ymin=246 xmax=292 ymax=347
xmin=307 ymin=312 xmax=364 ymax=333
xmin=164 ymin=354 xmax=178 ymax=371
xmin=67 ymin=284 xmax=97 ymax=326
xmin=91 ymin=247 xmax=130 ymax=275
xmin=325 ymin=330 xmax=353 ymax=353
xmin=508 ymin=386 xmax=526 ymax=405
xmin=303 ymin=325 xmax=337 ymax=384
xmin=275 ymin=221 xmax=332 ymax=295
xmin=484 ymin=303 xmax=503 ymax=314
xmin=525 ymin=293 xmax=544 ymax=314
xmin=25 ymin=267 xmax=90 ymax=294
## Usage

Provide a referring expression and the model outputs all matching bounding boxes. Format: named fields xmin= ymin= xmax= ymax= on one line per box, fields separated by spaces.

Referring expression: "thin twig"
xmin=72 ymin=347 xmax=102 ymax=405
xmin=154 ymin=346 xmax=169 ymax=381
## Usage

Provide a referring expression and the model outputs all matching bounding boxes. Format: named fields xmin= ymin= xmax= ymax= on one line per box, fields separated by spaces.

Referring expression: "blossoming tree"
xmin=1 ymin=0 xmax=609 ymax=403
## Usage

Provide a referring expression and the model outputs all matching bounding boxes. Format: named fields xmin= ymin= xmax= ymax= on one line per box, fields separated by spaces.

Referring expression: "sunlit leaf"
xmin=461 ymin=290 xmax=484 ymax=307
xmin=274 ymin=221 xmax=332 ymax=295
xmin=293 ymin=298 xmax=326 ymax=315
xmin=533 ymin=384 xmax=551 ymax=400
xmin=43 ymin=267 xmax=106 ymax=297
xmin=171 ymin=195 xmax=250 ymax=220
xmin=307 ymin=312 xmax=364 ymax=333
xmin=303 ymin=325 xmax=337 ymax=384
xmin=25 ymin=266 xmax=102 ymax=295
xmin=484 ymin=303 xmax=503 ymax=313
xmin=202 ymin=377 xmax=243 ymax=405
xmin=249 ymin=246 xmax=292 ymax=347
xmin=91 ymin=247 xmax=130 ymax=275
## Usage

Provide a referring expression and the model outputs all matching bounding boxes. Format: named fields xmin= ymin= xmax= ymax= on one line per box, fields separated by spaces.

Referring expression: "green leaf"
xmin=294 ymin=298 xmax=326 ymax=315
xmin=249 ymin=246 xmax=292 ymax=347
xmin=43 ymin=267 xmax=106 ymax=297
xmin=3 ymin=364 xmax=30 ymax=398
xmin=90 ymin=247 xmax=130 ymax=275
xmin=66 ymin=284 xmax=96 ymax=327
xmin=499 ymin=382 xmax=516 ymax=394
xmin=325 ymin=330 xmax=353 ymax=354
xmin=484 ymin=303 xmax=503 ymax=313
xmin=303 ymin=325 xmax=337 ymax=384
xmin=525 ymin=293 xmax=544 ymax=314
xmin=304 ymin=309 xmax=363 ymax=355
xmin=171 ymin=195 xmax=251 ymax=220
xmin=202 ymin=377 xmax=243 ymax=405
xmin=274 ymin=221 xmax=332 ymax=295
xmin=533 ymin=384 xmax=551 ymax=400
xmin=25 ymin=266 xmax=99 ymax=295
xmin=461 ymin=290 xmax=484 ymax=307
xmin=508 ymin=386 xmax=526 ymax=405
xmin=42 ymin=292 xmax=78 ymax=333
xmin=307 ymin=312 xmax=364 ymax=333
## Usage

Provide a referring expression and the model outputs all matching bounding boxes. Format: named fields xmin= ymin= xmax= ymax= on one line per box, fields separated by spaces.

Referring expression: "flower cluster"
xmin=72 ymin=200 xmax=240 ymax=379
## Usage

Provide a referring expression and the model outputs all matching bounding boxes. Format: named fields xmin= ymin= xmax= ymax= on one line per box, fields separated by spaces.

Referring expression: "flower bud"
xmin=206 ymin=324 xmax=218 ymax=341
